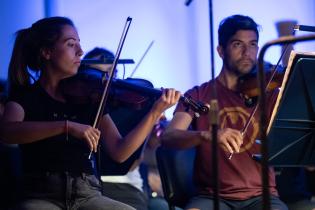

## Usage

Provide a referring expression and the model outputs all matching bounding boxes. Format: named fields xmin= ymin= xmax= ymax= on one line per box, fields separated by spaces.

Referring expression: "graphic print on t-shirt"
xmin=219 ymin=106 xmax=259 ymax=153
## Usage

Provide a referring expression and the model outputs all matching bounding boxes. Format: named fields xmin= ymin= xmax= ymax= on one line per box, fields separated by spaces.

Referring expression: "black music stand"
xmin=267 ymin=52 xmax=315 ymax=166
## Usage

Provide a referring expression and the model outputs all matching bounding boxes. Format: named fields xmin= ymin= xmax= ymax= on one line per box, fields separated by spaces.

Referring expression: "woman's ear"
xmin=40 ymin=48 xmax=51 ymax=60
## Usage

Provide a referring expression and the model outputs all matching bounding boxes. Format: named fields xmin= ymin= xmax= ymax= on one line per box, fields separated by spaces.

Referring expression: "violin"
xmin=237 ymin=63 xmax=285 ymax=107
xmin=227 ymin=63 xmax=286 ymax=160
xmin=59 ymin=68 xmax=209 ymax=116
xmin=59 ymin=68 xmax=153 ymax=110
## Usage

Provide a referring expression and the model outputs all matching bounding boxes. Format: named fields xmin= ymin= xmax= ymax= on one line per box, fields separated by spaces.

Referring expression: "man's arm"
xmin=161 ymin=111 xmax=243 ymax=153
xmin=160 ymin=111 xmax=206 ymax=149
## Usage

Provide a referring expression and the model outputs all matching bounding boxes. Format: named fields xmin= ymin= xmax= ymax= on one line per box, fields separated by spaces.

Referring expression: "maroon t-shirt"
xmin=175 ymin=78 xmax=279 ymax=200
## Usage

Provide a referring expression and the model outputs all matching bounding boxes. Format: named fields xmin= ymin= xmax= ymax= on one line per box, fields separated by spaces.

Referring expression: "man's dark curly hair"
xmin=218 ymin=14 xmax=260 ymax=48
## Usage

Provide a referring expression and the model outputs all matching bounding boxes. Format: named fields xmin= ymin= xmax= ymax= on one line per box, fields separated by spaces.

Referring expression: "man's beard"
xmin=224 ymin=57 xmax=256 ymax=76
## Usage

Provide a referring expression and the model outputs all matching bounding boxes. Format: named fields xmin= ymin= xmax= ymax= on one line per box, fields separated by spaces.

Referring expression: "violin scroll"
xmin=182 ymin=94 xmax=209 ymax=117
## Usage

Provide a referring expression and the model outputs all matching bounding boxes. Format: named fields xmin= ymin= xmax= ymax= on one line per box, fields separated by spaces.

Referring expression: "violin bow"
xmin=88 ymin=17 xmax=133 ymax=159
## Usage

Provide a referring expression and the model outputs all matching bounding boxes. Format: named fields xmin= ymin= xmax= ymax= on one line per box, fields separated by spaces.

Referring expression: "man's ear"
xmin=217 ymin=45 xmax=224 ymax=59
xmin=40 ymin=48 xmax=51 ymax=60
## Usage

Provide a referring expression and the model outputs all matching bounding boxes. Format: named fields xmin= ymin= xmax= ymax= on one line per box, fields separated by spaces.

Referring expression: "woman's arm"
xmin=0 ymin=101 xmax=100 ymax=152
xmin=0 ymin=101 xmax=66 ymax=144
xmin=100 ymin=89 xmax=180 ymax=163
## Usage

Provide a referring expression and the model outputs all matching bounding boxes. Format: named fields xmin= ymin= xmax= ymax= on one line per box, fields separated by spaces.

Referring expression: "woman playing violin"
xmin=0 ymin=16 xmax=180 ymax=210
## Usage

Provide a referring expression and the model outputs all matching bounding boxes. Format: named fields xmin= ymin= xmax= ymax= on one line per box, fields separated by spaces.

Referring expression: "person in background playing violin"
xmin=79 ymin=47 xmax=150 ymax=210
xmin=0 ymin=16 xmax=180 ymax=210
xmin=78 ymin=47 xmax=117 ymax=78
xmin=160 ymin=14 xmax=288 ymax=210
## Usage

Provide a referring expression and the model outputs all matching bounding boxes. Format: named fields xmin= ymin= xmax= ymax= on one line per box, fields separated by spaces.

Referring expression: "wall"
xmin=1 ymin=0 xmax=314 ymax=118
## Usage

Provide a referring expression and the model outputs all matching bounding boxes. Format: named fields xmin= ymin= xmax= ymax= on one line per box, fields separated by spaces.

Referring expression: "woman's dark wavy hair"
xmin=8 ymin=16 xmax=74 ymax=95
xmin=218 ymin=14 xmax=260 ymax=48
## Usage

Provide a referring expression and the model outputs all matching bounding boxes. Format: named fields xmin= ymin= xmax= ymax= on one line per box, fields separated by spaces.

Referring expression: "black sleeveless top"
xmin=10 ymin=82 xmax=98 ymax=174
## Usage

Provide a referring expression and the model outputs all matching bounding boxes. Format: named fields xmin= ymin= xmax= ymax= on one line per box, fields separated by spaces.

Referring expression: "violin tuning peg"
xmin=194 ymin=112 xmax=200 ymax=118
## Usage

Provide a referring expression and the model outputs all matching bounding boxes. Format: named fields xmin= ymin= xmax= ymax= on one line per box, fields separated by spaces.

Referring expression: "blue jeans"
xmin=12 ymin=172 xmax=135 ymax=210
xmin=185 ymin=195 xmax=288 ymax=210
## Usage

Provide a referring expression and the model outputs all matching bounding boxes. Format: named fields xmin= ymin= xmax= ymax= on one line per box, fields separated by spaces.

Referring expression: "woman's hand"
xmin=151 ymin=88 xmax=181 ymax=114
xmin=68 ymin=121 xmax=100 ymax=152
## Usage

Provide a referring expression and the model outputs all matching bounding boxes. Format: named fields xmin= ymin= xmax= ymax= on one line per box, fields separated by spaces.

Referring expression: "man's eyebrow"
xmin=230 ymin=39 xmax=241 ymax=42
xmin=230 ymin=39 xmax=258 ymax=43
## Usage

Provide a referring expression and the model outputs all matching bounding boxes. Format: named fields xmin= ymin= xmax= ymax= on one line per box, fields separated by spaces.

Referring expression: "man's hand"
xmin=200 ymin=128 xmax=243 ymax=154
xmin=218 ymin=128 xmax=243 ymax=153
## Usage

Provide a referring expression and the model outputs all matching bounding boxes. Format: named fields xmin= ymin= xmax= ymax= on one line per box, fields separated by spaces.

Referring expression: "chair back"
xmin=156 ymin=146 xmax=196 ymax=210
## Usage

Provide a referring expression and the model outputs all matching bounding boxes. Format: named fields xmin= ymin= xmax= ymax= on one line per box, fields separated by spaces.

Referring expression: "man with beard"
xmin=160 ymin=15 xmax=288 ymax=210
